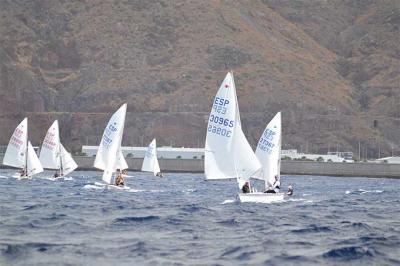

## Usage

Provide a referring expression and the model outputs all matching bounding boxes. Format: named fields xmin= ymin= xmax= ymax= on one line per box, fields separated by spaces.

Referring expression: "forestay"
xmin=3 ymin=118 xmax=28 ymax=169
xmin=94 ymin=103 xmax=127 ymax=184
xmin=141 ymin=139 xmax=160 ymax=176
xmin=255 ymin=112 xmax=281 ymax=189
xmin=205 ymin=72 xmax=261 ymax=186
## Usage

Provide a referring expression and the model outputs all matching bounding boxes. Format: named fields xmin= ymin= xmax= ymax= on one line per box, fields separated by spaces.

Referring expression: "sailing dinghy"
xmin=39 ymin=120 xmax=78 ymax=178
xmin=3 ymin=118 xmax=43 ymax=179
xmin=93 ymin=103 xmax=130 ymax=189
xmin=141 ymin=139 xmax=163 ymax=177
xmin=205 ymin=72 xmax=264 ymax=202
xmin=239 ymin=112 xmax=284 ymax=203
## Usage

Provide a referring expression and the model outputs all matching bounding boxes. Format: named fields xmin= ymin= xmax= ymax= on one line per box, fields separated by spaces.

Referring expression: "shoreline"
xmin=1 ymin=156 xmax=400 ymax=179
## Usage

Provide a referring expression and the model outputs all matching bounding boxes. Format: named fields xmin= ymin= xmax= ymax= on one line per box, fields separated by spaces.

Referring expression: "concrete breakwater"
xmin=1 ymin=155 xmax=400 ymax=178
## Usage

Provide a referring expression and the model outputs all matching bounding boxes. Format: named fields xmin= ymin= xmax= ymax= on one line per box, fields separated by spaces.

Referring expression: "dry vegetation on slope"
xmin=0 ymin=0 xmax=398 ymax=157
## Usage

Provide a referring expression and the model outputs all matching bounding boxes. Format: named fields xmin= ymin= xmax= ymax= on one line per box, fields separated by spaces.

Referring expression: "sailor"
xmin=115 ymin=170 xmax=125 ymax=186
xmin=264 ymin=186 xmax=276 ymax=193
xmin=287 ymin=185 xmax=294 ymax=196
xmin=20 ymin=168 xmax=26 ymax=177
xmin=272 ymin=175 xmax=281 ymax=193
xmin=242 ymin=181 xmax=250 ymax=194
xmin=53 ymin=171 xmax=60 ymax=178
xmin=156 ymin=172 xmax=164 ymax=178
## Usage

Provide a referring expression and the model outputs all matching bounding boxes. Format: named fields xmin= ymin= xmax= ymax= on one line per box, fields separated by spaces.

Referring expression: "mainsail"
xmin=94 ymin=103 xmax=127 ymax=184
xmin=255 ymin=112 xmax=282 ymax=189
xmin=40 ymin=120 xmax=61 ymax=169
xmin=204 ymin=72 xmax=261 ymax=187
xmin=3 ymin=118 xmax=28 ymax=169
xmin=39 ymin=120 xmax=78 ymax=176
xmin=141 ymin=139 xmax=161 ymax=176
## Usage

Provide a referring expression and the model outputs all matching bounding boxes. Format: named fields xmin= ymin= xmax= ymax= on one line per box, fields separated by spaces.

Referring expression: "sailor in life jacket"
xmin=242 ymin=181 xmax=250 ymax=194
xmin=287 ymin=185 xmax=294 ymax=196
xmin=115 ymin=169 xmax=125 ymax=186
xmin=265 ymin=175 xmax=280 ymax=193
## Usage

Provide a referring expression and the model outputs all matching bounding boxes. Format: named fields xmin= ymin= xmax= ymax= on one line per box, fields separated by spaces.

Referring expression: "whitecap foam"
xmin=221 ymin=199 xmax=237 ymax=204
xmin=83 ymin=184 xmax=104 ymax=190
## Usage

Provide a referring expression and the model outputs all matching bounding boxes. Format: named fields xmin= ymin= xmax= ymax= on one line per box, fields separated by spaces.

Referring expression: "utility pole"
xmin=358 ymin=141 xmax=361 ymax=162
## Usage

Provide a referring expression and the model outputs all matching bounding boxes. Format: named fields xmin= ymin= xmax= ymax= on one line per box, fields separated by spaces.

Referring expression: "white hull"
xmin=12 ymin=173 xmax=32 ymax=180
xmin=238 ymin=192 xmax=285 ymax=203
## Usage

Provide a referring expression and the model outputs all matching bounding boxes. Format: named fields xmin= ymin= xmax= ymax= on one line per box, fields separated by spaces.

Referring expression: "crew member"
xmin=242 ymin=182 xmax=250 ymax=193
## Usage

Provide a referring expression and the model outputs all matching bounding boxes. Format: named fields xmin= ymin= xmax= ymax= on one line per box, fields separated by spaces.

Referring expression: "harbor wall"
xmin=1 ymin=155 xmax=400 ymax=178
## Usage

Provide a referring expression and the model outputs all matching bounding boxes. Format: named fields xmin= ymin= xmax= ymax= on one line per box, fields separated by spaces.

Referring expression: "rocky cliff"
xmin=0 ymin=0 xmax=398 ymax=158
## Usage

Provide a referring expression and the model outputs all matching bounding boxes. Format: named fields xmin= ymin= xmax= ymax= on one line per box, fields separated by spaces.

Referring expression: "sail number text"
xmin=212 ymin=97 xmax=230 ymax=114
xmin=257 ymin=129 xmax=276 ymax=153
xmin=208 ymin=114 xmax=234 ymax=137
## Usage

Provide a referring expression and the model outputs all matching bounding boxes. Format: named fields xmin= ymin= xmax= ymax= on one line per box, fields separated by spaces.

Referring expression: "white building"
xmin=281 ymin=149 xmax=348 ymax=162
xmin=374 ymin=157 xmax=400 ymax=164
xmin=82 ymin=146 xmax=350 ymax=162
xmin=82 ymin=145 xmax=204 ymax=159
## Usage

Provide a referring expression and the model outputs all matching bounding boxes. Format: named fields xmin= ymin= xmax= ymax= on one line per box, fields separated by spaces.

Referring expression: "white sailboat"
xmin=3 ymin=118 xmax=43 ymax=179
xmin=239 ymin=112 xmax=285 ymax=203
xmin=204 ymin=72 xmax=262 ymax=201
xmin=93 ymin=103 xmax=129 ymax=188
xmin=141 ymin=139 xmax=162 ymax=176
xmin=39 ymin=120 xmax=78 ymax=178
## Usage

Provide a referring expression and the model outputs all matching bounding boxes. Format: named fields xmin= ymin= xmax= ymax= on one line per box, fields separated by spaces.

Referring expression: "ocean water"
xmin=0 ymin=170 xmax=399 ymax=266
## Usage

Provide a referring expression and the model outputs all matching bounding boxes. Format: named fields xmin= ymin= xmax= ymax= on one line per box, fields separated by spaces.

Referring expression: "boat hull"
xmin=238 ymin=192 xmax=285 ymax=203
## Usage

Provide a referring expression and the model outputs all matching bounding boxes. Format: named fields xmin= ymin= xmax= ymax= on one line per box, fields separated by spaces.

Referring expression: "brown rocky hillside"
xmin=0 ymin=0 xmax=398 ymax=158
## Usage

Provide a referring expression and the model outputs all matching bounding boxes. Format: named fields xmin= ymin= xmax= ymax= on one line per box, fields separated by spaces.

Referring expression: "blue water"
xmin=0 ymin=170 xmax=399 ymax=266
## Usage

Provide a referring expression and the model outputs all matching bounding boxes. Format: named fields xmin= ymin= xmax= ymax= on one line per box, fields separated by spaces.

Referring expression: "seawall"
xmin=1 ymin=155 xmax=400 ymax=178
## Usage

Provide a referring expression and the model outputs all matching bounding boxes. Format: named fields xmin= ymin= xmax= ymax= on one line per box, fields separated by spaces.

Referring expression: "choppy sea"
xmin=0 ymin=170 xmax=399 ymax=265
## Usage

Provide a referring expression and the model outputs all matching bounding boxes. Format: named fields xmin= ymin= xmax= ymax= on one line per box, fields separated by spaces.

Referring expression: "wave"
xmin=322 ymin=246 xmax=376 ymax=260
xmin=221 ymin=199 xmax=237 ymax=204
xmin=113 ymin=216 xmax=160 ymax=224
xmin=346 ymin=189 xmax=384 ymax=195
xmin=217 ymin=218 xmax=239 ymax=226
xmin=82 ymin=184 xmax=104 ymax=190
xmin=292 ymin=224 xmax=333 ymax=234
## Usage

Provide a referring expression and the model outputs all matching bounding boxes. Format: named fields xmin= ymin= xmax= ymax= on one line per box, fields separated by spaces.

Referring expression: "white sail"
xmin=231 ymin=73 xmax=262 ymax=189
xmin=141 ymin=139 xmax=161 ymax=176
xmin=255 ymin=112 xmax=282 ymax=189
xmin=94 ymin=103 xmax=127 ymax=184
xmin=60 ymin=143 xmax=78 ymax=176
xmin=115 ymin=149 xmax=129 ymax=171
xmin=39 ymin=120 xmax=61 ymax=169
xmin=3 ymin=118 xmax=28 ymax=169
xmin=205 ymin=72 xmax=261 ymax=185
xmin=27 ymin=141 xmax=44 ymax=176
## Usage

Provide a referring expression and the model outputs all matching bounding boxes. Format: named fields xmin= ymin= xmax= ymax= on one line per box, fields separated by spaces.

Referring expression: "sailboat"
xmin=240 ymin=112 xmax=285 ymax=203
xmin=93 ymin=103 xmax=129 ymax=188
xmin=2 ymin=118 xmax=43 ymax=179
xmin=204 ymin=72 xmax=262 ymax=201
xmin=141 ymin=139 xmax=162 ymax=177
xmin=39 ymin=120 xmax=78 ymax=178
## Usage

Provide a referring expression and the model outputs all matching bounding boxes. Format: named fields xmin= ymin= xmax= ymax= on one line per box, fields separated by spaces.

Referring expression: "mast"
xmin=25 ymin=119 xmax=28 ymax=176
xmin=59 ymin=144 xmax=63 ymax=176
